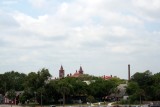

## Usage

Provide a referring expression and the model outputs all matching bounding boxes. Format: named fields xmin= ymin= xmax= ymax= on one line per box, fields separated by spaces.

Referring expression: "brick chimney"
xmin=128 ymin=64 xmax=130 ymax=80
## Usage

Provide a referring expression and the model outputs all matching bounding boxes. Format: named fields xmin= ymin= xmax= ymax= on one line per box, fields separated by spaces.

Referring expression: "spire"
xmin=79 ymin=66 xmax=83 ymax=74
xmin=60 ymin=65 xmax=63 ymax=70
xmin=59 ymin=65 xmax=65 ymax=78
xmin=80 ymin=66 xmax=82 ymax=71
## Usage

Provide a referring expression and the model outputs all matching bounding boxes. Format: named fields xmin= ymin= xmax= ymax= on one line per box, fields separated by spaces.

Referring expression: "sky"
xmin=0 ymin=0 xmax=160 ymax=79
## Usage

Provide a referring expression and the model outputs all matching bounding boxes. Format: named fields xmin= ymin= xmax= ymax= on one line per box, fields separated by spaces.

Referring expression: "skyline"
xmin=0 ymin=0 xmax=160 ymax=79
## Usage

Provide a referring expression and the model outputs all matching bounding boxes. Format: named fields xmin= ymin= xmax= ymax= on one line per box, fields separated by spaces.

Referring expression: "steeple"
xmin=78 ymin=66 xmax=83 ymax=74
xmin=60 ymin=65 xmax=63 ymax=70
xmin=59 ymin=65 xmax=65 ymax=78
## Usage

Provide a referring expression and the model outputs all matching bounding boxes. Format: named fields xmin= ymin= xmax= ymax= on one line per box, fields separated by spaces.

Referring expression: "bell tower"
xmin=59 ymin=65 xmax=65 ymax=78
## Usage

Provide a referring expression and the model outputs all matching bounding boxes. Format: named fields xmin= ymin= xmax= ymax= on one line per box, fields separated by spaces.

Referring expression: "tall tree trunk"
xmin=11 ymin=100 xmax=12 ymax=107
xmin=63 ymin=94 xmax=65 ymax=107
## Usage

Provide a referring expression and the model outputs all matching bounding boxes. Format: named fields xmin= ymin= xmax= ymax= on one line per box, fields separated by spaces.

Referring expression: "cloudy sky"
xmin=0 ymin=0 xmax=160 ymax=79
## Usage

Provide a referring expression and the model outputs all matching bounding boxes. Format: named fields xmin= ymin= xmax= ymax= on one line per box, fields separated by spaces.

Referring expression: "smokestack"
xmin=128 ymin=64 xmax=130 ymax=80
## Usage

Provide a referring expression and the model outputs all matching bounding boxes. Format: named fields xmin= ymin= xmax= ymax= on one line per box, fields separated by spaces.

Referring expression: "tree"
xmin=112 ymin=87 xmax=120 ymax=104
xmin=126 ymin=82 xmax=139 ymax=95
xmin=44 ymin=80 xmax=60 ymax=104
xmin=23 ymin=68 xmax=52 ymax=104
xmin=7 ymin=89 xmax=16 ymax=107
xmin=66 ymin=77 xmax=87 ymax=96
xmin=19 ymin=93 xmax=27 ymax=104
xmin=57 ymin=78 xmax=72 ymax=106
xmin=151 ymin=72 xmax=160 ymax=100
xmin=88 ymin=77 xmax=117 ymax=102
xmin=131 ymin=70 xmax=152 ymax=87
xmin=0 ymin=71 xmax=26 ymax=95
xmin=131 ymin=70 xmax=153 ymax=101
xmin=86 ymin=95 xmax=95 ymax=103
xmin=126 ymin=70 xmax=158 ymax=103
xmin=136 ymin=89 xmax=145 ymax=105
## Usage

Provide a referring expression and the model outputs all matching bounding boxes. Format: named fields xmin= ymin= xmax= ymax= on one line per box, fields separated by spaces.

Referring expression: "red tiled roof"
xmin=72 ymin=71 xmax=82 ymax=77
xmin=102 ymin=75 xmax=112 ymax=80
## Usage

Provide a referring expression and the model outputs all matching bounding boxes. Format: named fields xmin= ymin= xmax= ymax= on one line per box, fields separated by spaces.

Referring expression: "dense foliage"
xmin=1 ymin=68 xmax=159 ymax=105
xmin=0 ymin=68 xmax=124 ymax=105
xmin=126 ymin=70 xmax=160 ymax=104
xmin=0 ymin=71 xmax=26 ymax=94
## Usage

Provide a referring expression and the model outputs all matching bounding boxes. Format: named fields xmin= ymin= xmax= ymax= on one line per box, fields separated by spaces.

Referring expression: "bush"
xmin=120 ymin=99 xmax=129 ymax=104
xmin=86 ymin=95 xmax=95 ymax=103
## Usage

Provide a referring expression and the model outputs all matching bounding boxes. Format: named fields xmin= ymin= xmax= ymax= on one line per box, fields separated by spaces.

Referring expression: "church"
xmin=59 ymin=65 xmax=84 ymax=78
xmin=58 ymin=65 xmax=113 ymax=80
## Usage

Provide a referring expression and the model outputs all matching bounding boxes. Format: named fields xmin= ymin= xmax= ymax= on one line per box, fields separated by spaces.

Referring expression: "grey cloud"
xmin=0 ymin=12 xmax=20 ymax=29
xmin=41 ymin=34 xmax=69 ymax=41
xmin=131 ymin=0 xmax=160 ymax=22
xmin=0 ymin=0 xmax=160 ymax=79
xmin=0 ymin=39 xmax=12 ymax=47
xmin=81 ymin=39 xmax=106 ymax=49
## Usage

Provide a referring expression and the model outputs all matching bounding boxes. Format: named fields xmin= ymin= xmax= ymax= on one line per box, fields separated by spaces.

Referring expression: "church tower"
xmin=59 ymin=65 xmax=65 ymax=78
xmin=78 ymin=66 xmax=83 ymax=74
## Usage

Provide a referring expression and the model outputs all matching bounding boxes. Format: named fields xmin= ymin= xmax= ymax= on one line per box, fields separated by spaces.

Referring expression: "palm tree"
xmin=115 ymin=88 xmax=120 ymax=105
xmin=57 ymin=80 xmax=72 ymax=107
xmin=136 ymin=89 xmax=145 ymax=105
xmin=110 ymin=87 xmax=120 ymax=105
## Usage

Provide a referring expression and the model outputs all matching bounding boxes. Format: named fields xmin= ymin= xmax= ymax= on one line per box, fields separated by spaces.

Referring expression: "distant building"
xmin=102 ymin=75 xmax=112 ymax=80
xmin=57 ymin=65 xmax=116 ymax=80
xmin=108 ymin=84 xmax=128 ymax=101
xmin=117 ymin=84 xmax=128 ymax=99
xmin=78 ymin=66 xmax=83 ymax=74
xmin=59 ymin=65 xmax=65 ymax=78
xmin=72 ymin=66 xmax=84 ymax=77
xmin=4 ymin=91 xmax=23 ymax=105
xmin=83 ymin=80 xmax=95 ymax=85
